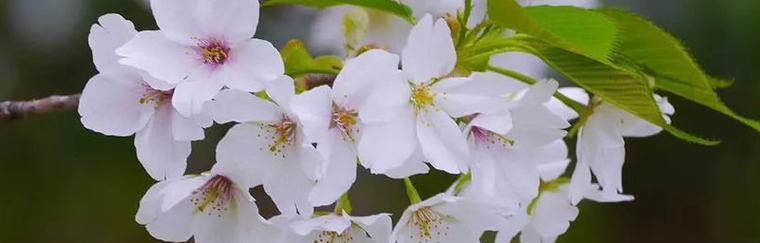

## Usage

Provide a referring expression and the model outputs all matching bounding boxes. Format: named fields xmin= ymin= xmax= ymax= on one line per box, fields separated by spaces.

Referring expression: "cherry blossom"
xmin=135 ymin=162 xmax=274 ymax=243
xmin=213 ymin=76 xmax=324 ymax=217
xmin=569 ymin=94 xmax=674 ymax=204
xmin=390 ymin=193 xmax=508 ymax=243
xmin=272 ymin=212 xmax=392 ymax=243
xmin=290 ymin=49 xmax=406 ymax=205
xmin=116 ymin=0 xmax=284 ymax=117
xmin=355 ymin=14 xmax=509 ymax=176
xmin=79 ymin=14 xmax=209 ymax=181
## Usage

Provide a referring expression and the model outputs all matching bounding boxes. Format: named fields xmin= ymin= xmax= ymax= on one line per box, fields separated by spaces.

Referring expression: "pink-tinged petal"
xmin=416 ymin=110 xmax=469 ymax=174
xmin=196 ymin=0 xmax=260 ymax=43
xmin=402 ymin=14 xmax=456 ymax=83
xmin=149 ymin=0 xmax=204 ymax=45
xmin=223 ymin=39 xmax=283 ymax=92
xmin=290 ymin=86 xmax=333 ymax=144
xmin=79 ymin=74 xmax=154 ymax=136
xmin=170 ymin=108 xmax=205 ymax=141
xmin=210 ymin=89 xmax=282 ymax=124
xmin=265 ymin=75 xmax=296 ymax=111
xmin=88 ymin=14 xmax=139 ymax=81
xmin=171 ymin=69 xmax=226 ymax=117
xmin=358 ymin=108 xmax=418 ymax=173
xmin=134 ymin=105 xmax=191 ymax=180
xmin=309 ymin=134 xmax=357 ymax=206
xmin=117 ymin=31 xmax=200 ymax=84
xmin=469 ymin=112 xmax=513 ymax=135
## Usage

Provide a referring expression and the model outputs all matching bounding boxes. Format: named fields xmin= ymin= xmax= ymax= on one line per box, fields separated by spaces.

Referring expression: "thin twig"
xmin=0 ymin=94 xmax=81 ymax=121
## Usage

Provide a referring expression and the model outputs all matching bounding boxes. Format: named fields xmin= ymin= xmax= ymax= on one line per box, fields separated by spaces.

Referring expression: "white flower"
xmin=213 ymin=76 xmax=324 ymax=217
xmin=568 ymin=94 xmax=674 ymax=204
xmin=494 ymin=184 xmax=578 ymax=243
xmin=135 ymin=162 xmax=274 ymax=243
xmin=463 ymin=79 xmax=570 ymax=211
xmin=274 ymin=212 xmax=392 ymax=243
xmin=290 ymin=49 xmax=405 ymax=205
xmin=116 ymin=0 xmax=284 ymax=117
xmin=390 ymin=193 xmax=507 ymax=243
xmin=356 ymin=15 xmax=507 ymax=176
xmin=79 ymin=14 xmax=209 ymax=181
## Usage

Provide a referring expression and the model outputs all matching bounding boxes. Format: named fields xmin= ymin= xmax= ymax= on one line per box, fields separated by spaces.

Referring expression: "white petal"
xmin=116 ymin=31 xmax=199 ymax=83
xmin=234 ymin=191 xmax=279 ymax=242
xmin=545 ymin=87 xmax=588 ymax=121
xmin=531 ymin=186 xmax=578 ymax=239
xmin=195 ymin=0 xmax=260 ymax=43
xmin=358 ymin=108 xmax=417 ymax=173
xmin=88 ymin=14 xmax=139 ymax=80
xmin=210 ymin=89 xmax=282 ymax=124
xmin=171 ymin=108 xmax=205 ymax=141
xmin=215 ymin=123 xmax=274 ymax=186
xmin=263 ymin=162 xmax=315 ymax=217
xmin=79 ymin=74 xmax=153 ymax=136
xmin=381 ymin=150 xmax=430 ymax=179
xmin=582 ymin=114 xmax=626 ymax=194
xmin=518 ymin=79 xmax=558 ymax=106
xmin=144 ymin=199 xmax=195 ymax=242
xmin=333 ymin=49 xmax=401 ymax=107
xmin=171 ymin=70 xmax=226 ymax=117
xmin=149 ymin=0 xmax=203 ymax=45
xmin=416 ymin=110 xmax=469 ymax=174
xmin=433 ymin=77 xmax=508 ymax=117
xmin=309 ymin=135 xmax=357 ymax=206
xmin=290 ymin=86 xmax=333 ymax=144
xmin=223 ymin=39 xmax=284 ymax=92
xmin=291 ymin=214 xmax=351 ymax=236
xmin=348 ymin=214 xmax=393 ymax=243
xmin=401 ymin=14 xmax=456 ymax=83
xmin=265 ymin=75 xmax=296 ymax=111
xmin=134 ymin=105 xmax=191 ymax=180
xmin=534 ymin=140 xmax=571 ymax=181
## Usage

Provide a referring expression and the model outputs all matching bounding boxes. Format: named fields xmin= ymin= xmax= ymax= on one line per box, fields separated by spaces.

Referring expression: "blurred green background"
xmin=0 ymin=0 xmax=757 ymax=242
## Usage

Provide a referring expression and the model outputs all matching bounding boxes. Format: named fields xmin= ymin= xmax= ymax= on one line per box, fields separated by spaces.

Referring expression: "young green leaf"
xmin=510 ymin=38 xmax=719 ymax=145
xmin=600 ymin=9 xmax=760 ymax=132
xmin=280 ymin=39 xmax=343 ymax=77
xmin=262 ymin=0 xmax=415 ymax=24
xmin=487 ymin=0 xmax=618 ymax=62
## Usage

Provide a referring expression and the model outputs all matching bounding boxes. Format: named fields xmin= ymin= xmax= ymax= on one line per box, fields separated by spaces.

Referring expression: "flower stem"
xmin=452 ymin=172 xmax=472 ymax=195
xmin=403 ymin=177 xmax=422 ymax=204
xmin=334 ymin=193 xmax=352 ymax=215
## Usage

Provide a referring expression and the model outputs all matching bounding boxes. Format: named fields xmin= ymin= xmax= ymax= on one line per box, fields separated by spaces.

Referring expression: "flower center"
xmin=410 ymin=207 xmax=448 ymax=239
xmin=198 ymin=39 xmax=230 ymax=65
xmin=139 ymin=86 xmax=173 ymax=108
xmin=190 ymin=175 xmax=233 ymax=217
xmin=267 ymin=116 xmax=297 ymax=155
xmin=470 ymin=126 xmax=514 ymax=149
xmin=331 ymin=104 xmax=359 ymax=141
xmin=410 ymin=83 xmax=436 ymax=111
xmin=315 ymin=229 xmax=352 ymax=243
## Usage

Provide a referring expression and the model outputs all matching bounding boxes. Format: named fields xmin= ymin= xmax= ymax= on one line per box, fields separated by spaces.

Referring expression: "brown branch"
xmin=0 ymin=94 xmax=81 ymax=121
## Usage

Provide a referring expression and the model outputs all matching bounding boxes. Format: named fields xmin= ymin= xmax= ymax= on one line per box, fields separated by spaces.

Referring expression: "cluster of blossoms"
xmin=78 ymin=0 xmax=674 ymax=242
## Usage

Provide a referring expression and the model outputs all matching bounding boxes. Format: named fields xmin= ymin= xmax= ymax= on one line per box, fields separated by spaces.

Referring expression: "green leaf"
xmin=509 ymin=38 xmax=718 ymax=145
xmin=280 ymin=39 xmax=343 ymax=77
xmin=599 ymin=9 xmax=760 ymax=132
xmin=487 ymin=0 xmax=618 ymax=62
xmin=262 ymin=0 xmax=415 ymax=23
